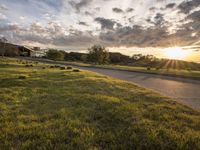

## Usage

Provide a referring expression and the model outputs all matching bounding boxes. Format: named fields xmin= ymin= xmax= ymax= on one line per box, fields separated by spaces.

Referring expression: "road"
xmin=74 ymin=66 xmax=200 ymax=110
xmin=21 ymin=57 xmax=200 ymax=110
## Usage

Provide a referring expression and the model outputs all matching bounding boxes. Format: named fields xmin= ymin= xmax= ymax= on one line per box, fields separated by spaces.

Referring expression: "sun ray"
xmin=163 ymin=47 xmax=189 ymax=60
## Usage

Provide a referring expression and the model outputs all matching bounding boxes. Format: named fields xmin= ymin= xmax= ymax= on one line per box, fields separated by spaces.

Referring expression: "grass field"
xmin=0 ymin=57 xmax=200 ymax=149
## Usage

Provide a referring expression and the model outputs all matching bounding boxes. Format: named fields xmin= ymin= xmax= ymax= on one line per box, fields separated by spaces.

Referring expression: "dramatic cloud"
xmin=154 ymin=13 xmax=165 ymax=26
xmin=94 ymin=17 xmax=120 ymax=30
xmin=178 ymin=0 xmax=200 ymax=14
xmin=165 ymin=3 xmax=176 ymax=9
xmin=69 ymin=0 xmax=93 ymax=12
xmin=78 ymin=21 xmax=88 ymax=26
xmin=0 ymin=0 xmax=199 ymax=57
xmin=126 ymin=8 xmax=134 ymax=12
xmin=0 ymin=4 xmax=8 ymax=11
xmin=112 ymin=8 xmax=123 ymax=13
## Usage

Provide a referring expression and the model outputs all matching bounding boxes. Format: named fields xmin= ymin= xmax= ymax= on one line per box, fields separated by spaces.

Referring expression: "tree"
xmin=46 ymin=49 xmax=64 ymax=61
xmin=80 ymin=54 xmax=88 ymax=62
xmin=0 ymin=37 xmax=8 ymax=57
xmin=109 ymin=52 xmax=132 ymax=64
xmin=88 ymin=45 xmax=110 ymax=64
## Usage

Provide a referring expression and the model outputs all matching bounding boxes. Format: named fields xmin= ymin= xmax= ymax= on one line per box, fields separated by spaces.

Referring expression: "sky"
xmin=0 ymin=0 xmax=200 ymax=61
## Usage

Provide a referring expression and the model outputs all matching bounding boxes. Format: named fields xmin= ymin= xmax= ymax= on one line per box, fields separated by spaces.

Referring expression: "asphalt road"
xmin=74 ymin=66 xmax=200 ymax=110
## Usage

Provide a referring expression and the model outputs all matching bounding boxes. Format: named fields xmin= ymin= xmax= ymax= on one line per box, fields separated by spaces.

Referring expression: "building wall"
xmin=0 ymin=42 xmax=20 ymax=56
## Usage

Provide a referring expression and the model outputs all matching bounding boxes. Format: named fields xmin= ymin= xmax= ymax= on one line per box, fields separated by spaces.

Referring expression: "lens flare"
xmin=163 ymin=47 xmax=189 ymax=60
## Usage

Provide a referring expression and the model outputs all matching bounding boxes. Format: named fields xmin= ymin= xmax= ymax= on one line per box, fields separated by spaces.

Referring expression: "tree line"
xmin=46 ymin=45 xmax=200 ymax=70
xmin=46 ymin=45 xmax=156 ymax=65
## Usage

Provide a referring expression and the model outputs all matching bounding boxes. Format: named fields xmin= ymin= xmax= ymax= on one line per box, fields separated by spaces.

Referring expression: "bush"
xmin=147 ymin=67 xmax=151 ymax=70
xmin=73 ymin=69 xmax=80 ymax=72
xmin=67 ymin=66 xmax=72 ymax=70
xmin=156 ymin=67 xmax=160 ymax=70
xmin=18 ymin=75 xmax=27 ymax=79
xmin=42 ymin=67 xmax=46 ymax=69
xmin=60 ymin=66 xmax=65 ymax=70
xmin=25 ymin=64 xmax=33 ymax=67
xmin=50 ymin=66 xmax=55 ymax=68
xmin=54 ymin=65 xmax=60 ymax=68
xmin=46 ymin=49 xmax=64 ymax=61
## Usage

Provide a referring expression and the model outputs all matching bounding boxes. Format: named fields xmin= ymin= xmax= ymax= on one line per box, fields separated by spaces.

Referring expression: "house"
xmin=31 ymin=47 xmax=46 ymax=57
xmin=0 ymin=42 xmax=34 ymax=57
xmin=18 ymin=46 xmax=34 ymax=57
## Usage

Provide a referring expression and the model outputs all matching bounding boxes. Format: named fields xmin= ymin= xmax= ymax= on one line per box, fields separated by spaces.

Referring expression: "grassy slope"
xmin=58 ymin=61 xmax=200 ymax=80
xmin=0 ymin=57 xmax=200 ymax=149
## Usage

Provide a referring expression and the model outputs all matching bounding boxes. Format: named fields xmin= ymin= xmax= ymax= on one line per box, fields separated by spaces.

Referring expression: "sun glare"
xmin=163 ymin=47 xmax=189 ymax=60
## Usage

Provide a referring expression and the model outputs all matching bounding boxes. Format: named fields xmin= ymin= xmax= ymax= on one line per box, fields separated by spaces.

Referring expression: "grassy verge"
xmin=20 ymin=57 xmax=200 ymax=80
xmin=0 ymin=57 xmax=200 ymax=149
xmin=56 ymin=60 xmax=200 ymax=80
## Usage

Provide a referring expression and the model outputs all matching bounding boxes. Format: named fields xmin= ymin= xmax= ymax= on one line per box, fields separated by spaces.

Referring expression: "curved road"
xmin=75 ymin=66 xmax=200 ymax=110
xmin=21 ymin=57 xmax=200 ymax=110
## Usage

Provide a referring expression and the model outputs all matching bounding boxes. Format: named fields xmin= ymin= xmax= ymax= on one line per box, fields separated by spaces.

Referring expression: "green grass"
xmin=0 ymin=57 xmax=200 ymax=149
xmin=98 ymin=64 xmax=200 ymax=79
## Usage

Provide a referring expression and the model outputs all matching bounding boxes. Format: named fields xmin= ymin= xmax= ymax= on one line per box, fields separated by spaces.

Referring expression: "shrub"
xmin=60 ymin=66 xmax=65 ymax=70
xmin=25 ymin=64 xmax=33 ymax=67
xmin=54 ymin=65 xmax=60 ymax=68
xmin=46 ymin=49 xmax=64 ymax=61
xmin=67 ymin=66 xmax=72 ymax=70
xmin=18 ymin=75 xmax=27 ymax=79
xmin=50 ymin=66 xmax=55 ymax=68
xmin=147 ymin=67 xmax=151 ymax=70
xmin=73 ymin=69 xmax=80 ymax=72
xmin=42 ymin=67 xmax=46 ymax=69
xmin=156 ymin=67 xmax=160 ymax=70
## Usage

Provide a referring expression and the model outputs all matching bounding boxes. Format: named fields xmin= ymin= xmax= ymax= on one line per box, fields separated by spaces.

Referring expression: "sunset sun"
xmin=163 ymin=47 xmax=189 ymax=60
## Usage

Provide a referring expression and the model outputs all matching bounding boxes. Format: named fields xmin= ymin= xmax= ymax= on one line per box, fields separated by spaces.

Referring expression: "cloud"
xmin=0 ymin=24 xmax=19 ymax=32
xmin=178 ymin=0 xmax=200 ymax=14
xmin=0 ymin=13 xmax=7 ymax=20
xmin=84 ymin=11 xmax=93 ymax=16
xmin=165 ymin=3 xmax=176 ymax=9
xmin=0 ymin=0 xmax=200 ymax=52
xmin=0 ymin=4 xmax=8 ymax=11
xmin=98 ymin=25 xmax=169 ymax=47
xmin=94 ymin=17 xmax=120 ymax=30
xmin=149 ymin=7 xmax=156 ymax=11
xmin=187 ymin=10 xmax=200 ymax=22
xmin=78 ymin=21 xmax=88 ymax=26
xmin=69 ymin=0 xmax=93 ymax=12
xmin=30 ymin=22 xmax=45 ymax=34
xmin=19 ymin=16 xmax=26 ymax=20
xmin=126 ymin=8 xmax=134 ymax=12
xmin=52 ymin=30 xmax=96 ymax=47
xmin=112 ymin=8 xmax=123 ymax=13
xmin=154 ymin=13 xmax=165 ymax=26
